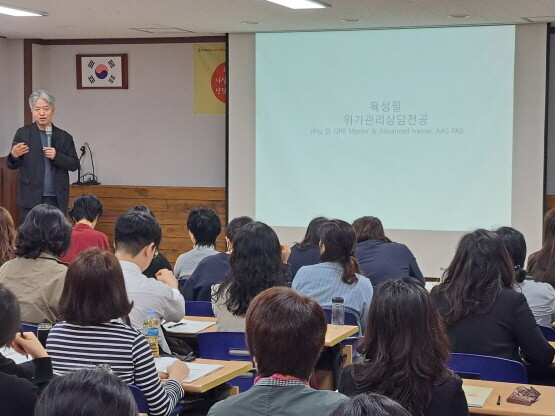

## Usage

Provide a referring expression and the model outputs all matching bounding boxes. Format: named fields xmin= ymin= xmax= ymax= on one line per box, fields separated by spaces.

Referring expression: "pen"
xmin=497 ymin=395 xmax=501 ymax=405
xmin=167 ymin=322 xmax=186 ymax=329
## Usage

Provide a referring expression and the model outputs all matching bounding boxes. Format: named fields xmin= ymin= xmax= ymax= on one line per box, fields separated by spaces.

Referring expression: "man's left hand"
xmin=43 ymin=147 xmax=56 ymax=160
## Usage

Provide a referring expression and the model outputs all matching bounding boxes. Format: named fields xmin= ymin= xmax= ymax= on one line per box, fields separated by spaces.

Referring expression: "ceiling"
xmin=0 ymin=0 xmax=554 ymax=40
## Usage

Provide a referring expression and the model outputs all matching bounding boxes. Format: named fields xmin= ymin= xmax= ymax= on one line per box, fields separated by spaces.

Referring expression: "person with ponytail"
xmin=496 ymin=226 xmax=555 ymax=326
xmin=293 ymin=219 xmax=373 ymax=330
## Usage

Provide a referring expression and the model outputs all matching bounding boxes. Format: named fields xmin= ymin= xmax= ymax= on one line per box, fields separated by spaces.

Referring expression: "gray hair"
xmin=29 ymin=90 xmax=55 ymax=109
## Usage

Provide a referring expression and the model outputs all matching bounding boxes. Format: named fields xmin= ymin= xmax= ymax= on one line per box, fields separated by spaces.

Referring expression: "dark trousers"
xmin=19 ymin=196 xmax=59 ymax=223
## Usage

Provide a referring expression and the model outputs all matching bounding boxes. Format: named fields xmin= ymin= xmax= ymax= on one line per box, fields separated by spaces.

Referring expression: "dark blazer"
xmin=432 ymin=287 xmax=555 ymax=366
xmin=338 ymin=365 xmax=468 ymax=416
xmin=6 ymin=123 xmax=79 ymax=213
xmin=289 ymin=244 xmax=320 ymax=280
xmin=182 ymin=252 xmax=230 ymax=302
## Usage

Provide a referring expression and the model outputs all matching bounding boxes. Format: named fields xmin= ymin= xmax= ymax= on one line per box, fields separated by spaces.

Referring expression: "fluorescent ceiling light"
xmin=266 ymin=0 xmax=329 ymax=9
xmin=0 ymin=4 xmax=47 ymax=17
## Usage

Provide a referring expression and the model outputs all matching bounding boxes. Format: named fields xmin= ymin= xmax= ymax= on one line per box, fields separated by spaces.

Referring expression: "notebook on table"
xmin=462 ymin=385 xmax=493 ymax=407
xmin=154 ymin=357 xmax=223 ymax=383
xmin=162 ymin=319 xmax=216 ymax=334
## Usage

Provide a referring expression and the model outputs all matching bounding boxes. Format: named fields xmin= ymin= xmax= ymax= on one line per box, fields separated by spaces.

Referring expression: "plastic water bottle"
xmin=143 ymin=311 xmax=160 ymax=357
xmin=331 ymin=297 xmax=345 ymax=327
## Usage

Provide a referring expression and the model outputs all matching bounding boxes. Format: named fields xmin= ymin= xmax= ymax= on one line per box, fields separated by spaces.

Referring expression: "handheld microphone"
xmin=45 ymin=126 xmax=52 ymax=147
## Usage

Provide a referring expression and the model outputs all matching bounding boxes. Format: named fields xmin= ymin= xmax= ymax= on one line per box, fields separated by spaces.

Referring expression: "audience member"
xmin=289 ymin=216 xmax=328 ymax=279
xmin=182 ymin=216 xmax=253 ymax=302
xmin=528 ymin=207 xmax=555 ymax=288
xmin=0 ymin=206 xmax=16 ymax=266
xmin=175 ymin=207 xmax=222 ymax=281
xmin=293 ymin=219 xmax=373 ymax=330
xmin=47 ymin=248 xmax=188 ymax=416
xmin=339 ymin=278 xmax=468 ymax=416
xmin=431 ymin=229 xmax=554 ymax=366
xmin=331 ymin=393 xmax=411 ymax=416
xmin=352 ymin=216 xmax=424 ymax=287
xmin=0 ymin=284 xmax=53 ymax=416
xmin=496 ymin=226 xmax=555 ymax=326
xmin=130 ymin=205 xmax=173 ymax=278
xmin=34 ymin=368 xmax=137 ymax=416
xmin=0 ymin=204 xmax=71 ymax=323
xmin=212 ymin=221 xmax=288 ymax=331
xmin=114 ymin=209 xmax=185 ymax=353
xmin=208 ymin=287 xmax=348 ymax=416
xmin=60 ymin=194 xmax=109 ymax=263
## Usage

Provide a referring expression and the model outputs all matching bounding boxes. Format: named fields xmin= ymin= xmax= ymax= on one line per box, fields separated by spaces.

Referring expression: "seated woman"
xmin=0 ymin=206 xmax=16 ymax=267
xmin=60 ymin=194 xmax=110 ymax=263
xmin=352 ymin=216 xmax=424 ymax=287
xmin=0 ymin=284 xmax=53 ymax=416
xmin=331 ymin=393 xmax=411 ymax=416
xmin=431 ymin=229 xmax=554 ymax=367
xmin=293 ymin=219 xmax=373 ymax=330
xmin=0 ymin=204 xmax=71 ymax=323
xmin=35 ymin=368 xmax=137 ymax=416
xmin=208 ymin=287 xmax=348 ymax=416
xmin=47 ymin=248 xmax=189 ymax=416
xmin=289 ymin=217 xmax=328 ymax=279
xmin=528 ymin=208 xmax=555 ymax=288
xmin=339 ymin=278 xmax=468 ymax=416
xmin=212 ymin=221 xmax=288 ymax=331
xmin=496 ymin=226 xmax=555 ymax=326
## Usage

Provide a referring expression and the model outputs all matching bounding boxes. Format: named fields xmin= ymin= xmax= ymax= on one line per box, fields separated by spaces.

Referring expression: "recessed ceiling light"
xmin=266 ymin=0 xmax=330 ymax=10
xmin=342 ymin=18 xmax=361 ymax=22
xmin=448 ymin=14 xmax=470 ymax=19
xmin=241 ymin=21 xmax=261 ymax=25
xmin=0 ymin=3 xmax=47 ymax=17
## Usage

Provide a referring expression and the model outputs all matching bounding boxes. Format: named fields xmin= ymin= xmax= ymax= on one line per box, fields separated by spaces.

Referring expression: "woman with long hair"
xmin=528 ymin=208 xmax=555 ymax=287
xmin=339 ymin=278 xmax=468 ymax=416
xmin=212 ymin=221 xmax=288 ymax=331
xmin=352 ymin=216 xmax=424 ymax=287
xmin=496 ymin=226 xmax=555 ymax=326
xmin=289 ymin=216 xmax=328 ymax=279
xmin=293 ymin=219 xmax=373 ymax=329
xmin=0 ymin=206 xmax=16 ymax=266
xmin=0 ymin=204 xmax=71 ymax=323
xmin=431 ymin=229 xmax=554 ymax=366
xmin=47 ymin=248 xmax=189 ymax=416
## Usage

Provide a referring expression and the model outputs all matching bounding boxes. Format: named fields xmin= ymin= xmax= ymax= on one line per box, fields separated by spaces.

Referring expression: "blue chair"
xmin=186 ymin=301 xmax=215 ymax=317
xmin=128 ymin=384 xmax=183 ymax=416
xmin=196 ymin=332 xmax=255 ymax=392
xmin=448 ymin=353 xmax=528 ymax=383
xmin=539 ymin=325 xmax=555 ymax=341
xmin=21 ymin=323 xmax=38 ymax=335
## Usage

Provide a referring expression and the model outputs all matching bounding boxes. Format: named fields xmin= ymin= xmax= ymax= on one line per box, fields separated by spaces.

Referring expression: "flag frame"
xmin=76 ymin=54 xmax=129 ymax=89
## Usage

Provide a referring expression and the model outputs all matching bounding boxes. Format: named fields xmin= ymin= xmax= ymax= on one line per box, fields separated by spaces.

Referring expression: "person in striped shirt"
xmin=47 ymin=248 xmax=189 ymax=416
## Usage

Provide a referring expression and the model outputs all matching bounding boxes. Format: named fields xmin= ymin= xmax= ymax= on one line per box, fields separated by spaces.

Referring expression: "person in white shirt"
xmin=114 ymin=209 xmax=185 ymax=353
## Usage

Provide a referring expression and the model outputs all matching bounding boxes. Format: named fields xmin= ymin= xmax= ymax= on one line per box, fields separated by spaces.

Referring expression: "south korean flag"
xmin=81 ymin=56 xmax=123 ymax=88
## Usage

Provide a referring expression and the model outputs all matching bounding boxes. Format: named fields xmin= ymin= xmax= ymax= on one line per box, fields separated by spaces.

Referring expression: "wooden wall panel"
xmin=69 ymin=185 xmax=227 ymax=266
xmin=0 ymin=157 xmax=19 ymax=224
xmin=547 ymin=196 xmax=555 ymax=212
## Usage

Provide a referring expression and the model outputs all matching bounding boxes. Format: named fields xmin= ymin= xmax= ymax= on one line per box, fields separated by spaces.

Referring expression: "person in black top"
xmin=0 ymin=284 xmax=53 ymax=416
xmin=431 ymin=229 xmax=554 ymax=367
xmin=289 ymin=216 xmax=328 ymax=280
xmin=339 ymin=278 xmax=468 ymax=416
xmin=181 ymin=216 xmax=253 ymax=302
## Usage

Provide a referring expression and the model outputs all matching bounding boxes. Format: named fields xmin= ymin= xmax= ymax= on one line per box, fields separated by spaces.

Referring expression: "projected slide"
xmin=255 ymin=26 xmax=515 ymax=231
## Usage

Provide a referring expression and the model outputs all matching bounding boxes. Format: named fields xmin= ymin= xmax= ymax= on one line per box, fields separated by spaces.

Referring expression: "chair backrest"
xmin=196 ymin=331 xmax=255 ymax=392
xmin=539 ymin=325 xmax=555 ymax=341
xmin=21 ymin=323 xmax=38 ymax=335
xmin=128 ymin=384 xmax=183 ymax=416
xmin=448 ymin=353 xmax=528 ymax=383
xmin=186 ymin=301 xmax=215 ymax=317
xmin=322 ymin=308 xmax=360 ymax=327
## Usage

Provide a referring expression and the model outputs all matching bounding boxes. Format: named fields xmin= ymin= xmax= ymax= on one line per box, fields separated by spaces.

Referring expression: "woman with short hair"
xmin=528 ymin=208 xmax=555 ymax=287
xmin=339 ymin=278 xmax=468 ymax=416
xmin=208 ymin=287 xmax=348 ymax=416
xmin=60 ymin=194 xmax=110 ymax=263
xmin=289 ymin=216 xmax=328 ymax=279
xmin=431 ymin=229 xmax=554 ymax=366
xmin=0 ymin=206 xmax=16 ymax=266
xmin=0 ymin=204 xmax=71 ymax=323
xmin=352 ymin=216 xmax=424 ymax=287
xmin=47 ymin=248 xmax=189 ymax=416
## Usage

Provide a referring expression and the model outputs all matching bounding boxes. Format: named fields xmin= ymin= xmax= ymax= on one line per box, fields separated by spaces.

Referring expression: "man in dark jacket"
xmin=7 ymin=90 xmax=79 ymax=221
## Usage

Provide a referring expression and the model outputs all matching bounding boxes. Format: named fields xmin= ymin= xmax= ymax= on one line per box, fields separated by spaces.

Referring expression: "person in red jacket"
xmin=61 ymin=194 xmax=109 ymax=263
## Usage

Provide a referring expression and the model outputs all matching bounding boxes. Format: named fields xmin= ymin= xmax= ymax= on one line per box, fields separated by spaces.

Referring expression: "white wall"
xmin=0 ymin=39 xmax=24 ymax=155
xmin=26 ymin=42 xmax=226 ymax=186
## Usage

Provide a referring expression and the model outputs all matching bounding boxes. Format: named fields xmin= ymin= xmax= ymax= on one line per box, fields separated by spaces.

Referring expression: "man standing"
xmin=7 ymin=90 xmax=79 ymax=221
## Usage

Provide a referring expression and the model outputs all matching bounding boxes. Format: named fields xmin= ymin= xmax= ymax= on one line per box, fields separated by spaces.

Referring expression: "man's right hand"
xmin=11 ymin=142 xmax=29 ymax=158
xmin=156 ymin=268 xmax=179 ymax=289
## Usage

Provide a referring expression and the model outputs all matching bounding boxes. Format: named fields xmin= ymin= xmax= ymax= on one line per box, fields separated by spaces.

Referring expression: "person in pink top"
xmin=60 ymin=194 xmax=109 ymax=263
